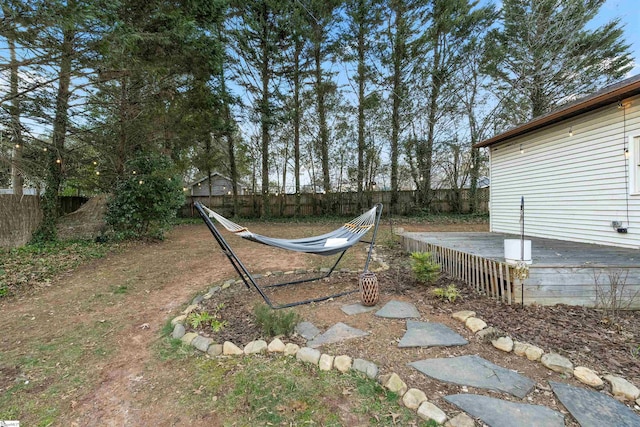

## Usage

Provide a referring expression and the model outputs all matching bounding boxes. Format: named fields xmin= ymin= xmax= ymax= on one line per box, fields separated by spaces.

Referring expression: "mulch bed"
xmin=187 ymin=243 xmax=640 ymax=386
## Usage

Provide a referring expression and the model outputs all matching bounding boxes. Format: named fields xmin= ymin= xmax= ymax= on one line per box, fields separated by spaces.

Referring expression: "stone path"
xmin=398 ymin=320 xmax=468 ymax=348
xmin=444 ymin=394 xmax=565 ymax=427
xmin=550 ymin=381 xmax=640 ymax=427
xmin=341 ymin=302 xmax=378 ymax=315
xmin=374 ymin=300 xmax=420 ymax=318
xmin=319 ymin=299 xmax=640 ymax=426
xmin=307 ymin=322 xmax=369 ymax=348
xmin=410 ymin=355 xmax=535 ymax=398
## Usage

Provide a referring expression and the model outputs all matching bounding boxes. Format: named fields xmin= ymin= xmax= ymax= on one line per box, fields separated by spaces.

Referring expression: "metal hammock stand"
xmin=194 ymin=202 xmax=383 ymax=309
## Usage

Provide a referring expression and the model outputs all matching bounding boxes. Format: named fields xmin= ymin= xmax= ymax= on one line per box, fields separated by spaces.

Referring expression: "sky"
xmin=583 ymin=0 xmax=639 ymax=75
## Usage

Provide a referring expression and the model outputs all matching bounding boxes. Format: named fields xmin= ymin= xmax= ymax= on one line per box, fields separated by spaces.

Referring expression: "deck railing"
xmin=402 ymin=235 xmax=516 ymax=304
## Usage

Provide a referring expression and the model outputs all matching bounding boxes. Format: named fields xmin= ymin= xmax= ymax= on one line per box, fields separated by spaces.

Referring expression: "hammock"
xmin=198 ymin=204 xmax=379 ymax=256
xmin=194 ymin=202 xmax=383 ymax=309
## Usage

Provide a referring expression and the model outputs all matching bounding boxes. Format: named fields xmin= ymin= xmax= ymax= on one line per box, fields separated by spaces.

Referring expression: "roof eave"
xmin=474 ymin=78 xmax=640 ymax=149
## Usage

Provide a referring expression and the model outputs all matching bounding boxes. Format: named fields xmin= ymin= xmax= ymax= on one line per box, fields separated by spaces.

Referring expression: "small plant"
xmin=410 ymin=252 xmax=441 ymax=283
xmin=593 ymin=269 xmax=639 ymax=324
xmin=432 ymin=284 xmax=460 ymax=302
xmin=188 ymin=311 xmax=214 ymax=328
xmin=113 ymin=285 xmax=128 ymax=294
xmin=254 ymin=304 xmax=300 ymax=337
xmin=188 ymin=304 xmax=227 ymax=332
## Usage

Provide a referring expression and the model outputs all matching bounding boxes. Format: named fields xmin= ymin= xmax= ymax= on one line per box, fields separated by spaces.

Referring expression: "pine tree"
xmin=486 ymin=0 xmax=633 ymax=121
xmin=4 ymin=3 xmax=24 ymax=196
xmin=415 ymin=0 xmax=495 ymax=209
xmin=342 ymin=0 xmax=383 ymax=210
xmin=386 ymin=0 xmax=421 ymax=213
xmin=304 ymin=0 xmax=340 ymax=200
xmin=29 ymin=0 xmax=107 ymax=242
xmin=280 ymin=0 xmax=311 ymax=216
xmin=228 ymin=0 xmax=286 ymax=217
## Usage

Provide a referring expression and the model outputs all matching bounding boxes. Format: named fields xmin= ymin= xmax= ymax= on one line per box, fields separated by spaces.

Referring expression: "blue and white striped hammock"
xmin=199 ymin=205 xmax=379 ymax=256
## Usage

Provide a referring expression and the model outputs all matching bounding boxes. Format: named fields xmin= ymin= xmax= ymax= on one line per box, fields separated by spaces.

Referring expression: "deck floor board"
xmin=403 ymin=232 xmax=639 ymax=268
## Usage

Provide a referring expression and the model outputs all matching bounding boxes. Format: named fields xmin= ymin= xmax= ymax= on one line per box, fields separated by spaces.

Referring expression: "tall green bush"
xmin=106 ymin=153 xmax=184 ymax=239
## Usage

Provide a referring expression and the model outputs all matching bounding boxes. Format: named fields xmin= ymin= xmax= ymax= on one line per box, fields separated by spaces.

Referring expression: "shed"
xmin=188 ymin=173 xmax=245 ymax=196
xmin=475 ymin=74 xmax=640 ymax=249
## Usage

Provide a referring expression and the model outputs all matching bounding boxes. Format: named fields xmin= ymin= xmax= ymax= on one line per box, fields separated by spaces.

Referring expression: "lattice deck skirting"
xmin=402 ymin=236 xmax=520 ymax=304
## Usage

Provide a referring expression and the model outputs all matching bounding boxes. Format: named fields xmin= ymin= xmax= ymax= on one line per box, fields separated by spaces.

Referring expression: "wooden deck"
xmin=401 ymin=232 xmax=640 ymax=308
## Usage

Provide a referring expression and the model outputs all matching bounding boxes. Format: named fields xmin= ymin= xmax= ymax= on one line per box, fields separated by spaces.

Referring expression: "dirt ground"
xmin=1 ymin=219 xmax=639 ymax=426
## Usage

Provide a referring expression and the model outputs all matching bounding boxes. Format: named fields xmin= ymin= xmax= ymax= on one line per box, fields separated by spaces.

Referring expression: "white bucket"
xmin=504 ymin=239 xmax=532 ymax=264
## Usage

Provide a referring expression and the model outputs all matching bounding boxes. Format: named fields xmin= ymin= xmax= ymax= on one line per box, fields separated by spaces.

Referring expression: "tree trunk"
xmin=313 ymin=31 xmax=331 ymax=198
xmin=421 ymin=30 xmax=443 ymax=212
xmin=390 ymin=0 xmax=405 ymax=214
xmin=220 ymin=66 xmax=238 ymax=216
xmin=467 ymin=108 xmax=480 ymax=213
xmin=37 ymin=28 xmax=74 ymax=242
xmin=356 ymin=0 xmax=366 ymax=211
xmin=294 ymin=38 xmax=302 ymax=217
xmin=260 ymin=2 xmax=271 ymax=217
xmin=116 ymin=75 xmax=128 ymax=178
xmin=207 ymin=169 xmax=212 ymax=207
xmin=9 ymin=35 xmax=23 ymax=196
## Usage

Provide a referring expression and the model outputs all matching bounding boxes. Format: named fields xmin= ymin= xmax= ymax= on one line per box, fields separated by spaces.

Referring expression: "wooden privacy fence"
xmin=182 ymin=187 xmax=489 ymax=218
xmin=402 ymin=235 xmax=517 ymax=304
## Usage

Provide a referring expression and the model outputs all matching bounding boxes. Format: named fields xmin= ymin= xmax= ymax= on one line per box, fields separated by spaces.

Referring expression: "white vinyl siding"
xmin=632 ymin=135 xmax=640 ymax=194
xmin=489 ymin=95 xmax=640 ymax=249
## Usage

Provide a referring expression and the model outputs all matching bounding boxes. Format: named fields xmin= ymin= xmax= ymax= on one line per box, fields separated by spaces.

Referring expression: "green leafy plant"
xmin=105 ymin=153 xmax=185 ymax=240
xmin=188 ymin=304 xmax=227 ymax=332
xmin=253 ymin=304 xmax=300 ymax=337
xmin=410 ymin=252 xmax=441 ymax=283
xmin=432 ymin=284 xmax=460 ymax=303
xmin=188 ymin=311 xmax=214 ymax=328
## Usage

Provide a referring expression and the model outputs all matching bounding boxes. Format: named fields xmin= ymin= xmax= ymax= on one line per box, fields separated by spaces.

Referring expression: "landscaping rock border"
xmin=450 ymin=310 xmax=640 ymax=406
xmin=168 ymin=274 xmax=640 ymax=426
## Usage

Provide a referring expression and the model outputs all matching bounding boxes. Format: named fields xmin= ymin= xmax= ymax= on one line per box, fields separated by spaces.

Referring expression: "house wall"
xmin=191 ymin=176 xmax=238 ymax=196
xmin=489 ymin=94 xmax=640 ymax=249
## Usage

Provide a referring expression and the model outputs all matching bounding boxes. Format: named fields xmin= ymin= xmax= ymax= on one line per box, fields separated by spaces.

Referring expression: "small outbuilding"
xmin=475 ymin=74 xmax=640 ymax=249
xmin=188 ymin=173 xmax=245 ymax=196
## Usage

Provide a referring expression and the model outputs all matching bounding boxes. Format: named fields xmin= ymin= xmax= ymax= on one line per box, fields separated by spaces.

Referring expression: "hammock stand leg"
xmin=363 ymin=202 xmax=383 ymax=273
xmin=195 ymin=202 xmax=383 ymax=309
xmin=263 ymin=250 xmax=347 ymax=289
xmin=195 ymin=203 xmax=275 ymax=307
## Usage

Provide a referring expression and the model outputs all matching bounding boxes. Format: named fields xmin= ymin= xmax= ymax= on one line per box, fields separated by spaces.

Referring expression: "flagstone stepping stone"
xmin=307 ymin=322 xmax=369 ymax=348
xmin=375 ymin=300 xmax=420 ymax=319
xmin=398 ymin=320 xmax=468 ymax=348
xmin=445 ymin=394 xmax=565 ymax=427
xmin=295 ymin=321 xmax=321 ymax=340
xmin=550 ymin=381 xmax=640 ymax=427
xmin=341 ymin=303 xmax=378 ymax=315
xmin=409 ymin=355 xmax=535 ymax=398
